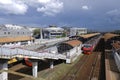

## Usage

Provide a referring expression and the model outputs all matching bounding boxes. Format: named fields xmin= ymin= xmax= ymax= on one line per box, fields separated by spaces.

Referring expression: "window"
xmin=17 ymin=32 xmax=19 ymax=34
xmin=4 ymin=32 xmax=6 ymax=34
xmin=8 ymin=32 xmax=10 ymax=34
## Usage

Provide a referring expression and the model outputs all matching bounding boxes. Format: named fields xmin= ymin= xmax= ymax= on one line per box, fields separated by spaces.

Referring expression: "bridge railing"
xmin=0 ymin=47 xmax=66 ymax=60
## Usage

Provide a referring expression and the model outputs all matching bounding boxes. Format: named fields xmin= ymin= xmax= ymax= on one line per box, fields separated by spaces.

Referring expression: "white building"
xmin=0 ymin=24 xmax=32 ymax=37
xmin=43 ymin=25 xmax=64 ymax=39
xmin=0 ymin=24 xmax=34 ymax=46
xmin=70 ymin=28 xmax=87 ymax=36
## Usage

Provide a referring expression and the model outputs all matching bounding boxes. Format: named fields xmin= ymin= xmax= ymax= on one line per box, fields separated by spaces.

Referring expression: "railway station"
xmin=1 ymin=0 xmax=120 ymax=80
xmin=0 ymin=33 xmax=120 ymax=80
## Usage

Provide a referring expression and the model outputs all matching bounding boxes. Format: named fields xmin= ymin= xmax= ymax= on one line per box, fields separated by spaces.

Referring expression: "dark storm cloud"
xmin=0 ymin=0 xmax=120 ymax=31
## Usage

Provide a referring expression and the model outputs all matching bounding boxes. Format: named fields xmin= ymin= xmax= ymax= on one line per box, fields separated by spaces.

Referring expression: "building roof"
xmin=63 ymin=40 xmax=82 ymax=47
xmin=103 ymin=33 xmax=120 ymax=41
xmin=44 ymin=27 xmax=64 ymax=32
xmin=69 ymin=35 xmax=82 ymax=39
xmin=80 ymin=33 xmax=100 ymax=38
xmin=0 ymin=36 xmax=34 ymax=43
xmin=70 ymin=27 xmax=87 ymax=29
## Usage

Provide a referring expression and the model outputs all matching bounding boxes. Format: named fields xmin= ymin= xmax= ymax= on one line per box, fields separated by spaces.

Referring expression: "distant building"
xmin=43 ymin=25 xmax=64 ymax=39
xmin=61 ymin=26 xmax=71 ymax=37
xmin=70 ymin=28 xmax=87 ymax=36
xmin=0 ymin=24 xmax=32 ymax=37
xmin=0 ymin=24 xmax=34 ymax=46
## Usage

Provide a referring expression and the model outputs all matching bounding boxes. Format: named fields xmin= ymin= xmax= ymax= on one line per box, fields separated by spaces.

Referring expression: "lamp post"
xmin=40 ymin=28 xmax=43 ymax=39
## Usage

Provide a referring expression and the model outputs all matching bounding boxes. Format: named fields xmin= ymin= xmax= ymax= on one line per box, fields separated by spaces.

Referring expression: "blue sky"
xmin=0 ymin=0 xmax=120 ymax=31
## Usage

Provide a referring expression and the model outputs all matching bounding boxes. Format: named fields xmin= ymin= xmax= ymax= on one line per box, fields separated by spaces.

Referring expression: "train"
xmin=82 ymin=44 xmax=94 ymax=54
xmin=81 ymin=33 xmax=101 ymax=54
xmin=65 ymin=33 xmax=101 ymax=55
xmin=69 ymin=33 xmax=101 ymax=54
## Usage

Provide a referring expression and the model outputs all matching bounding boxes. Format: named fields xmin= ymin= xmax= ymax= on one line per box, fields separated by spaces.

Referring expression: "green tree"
xmin=114 ymin=30 xmax=120 ymax=35
xmin=62 ymin=32 xmax=66 ymax=37
xmin=33 ymin=28 xmax=40 ymax=38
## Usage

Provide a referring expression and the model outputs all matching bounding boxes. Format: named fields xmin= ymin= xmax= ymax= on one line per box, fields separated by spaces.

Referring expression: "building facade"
xmin=0 ymin=24 xmax=34 ymax=46
xmin=43 ymin=25 xmax=64 ymax=39
xmin=70 ymin=28 xmax=87 ymax=36
xmin=0 ymin=24 xmax=32 ymax=37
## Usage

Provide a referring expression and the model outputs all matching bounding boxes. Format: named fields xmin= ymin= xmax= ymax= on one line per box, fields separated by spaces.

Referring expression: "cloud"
xmin=0 ymin=0 xmax=28 ymax=15
xmin=106 ymin=9 xmax=120 ymax=22
xmin=36 ymin=0 xmax=63 ymax=16
xmin=106 ymin=9 xmax=120 ymax=16
xmin=104 ymin=9 xmax=120 ymax=28
xmin=82 ymin=5 xmax=89 ymax=10
xmin=0 ymin=0 xmax=63 ymax=16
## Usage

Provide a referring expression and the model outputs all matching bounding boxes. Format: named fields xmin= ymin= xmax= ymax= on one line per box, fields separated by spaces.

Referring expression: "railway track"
xmin=61 ymin=38 xmax=104 ymax=80
xmin=61 ymin=55 xmax=89 ymax=80
xmin=61 ymin=52 xmax=100 ymax=80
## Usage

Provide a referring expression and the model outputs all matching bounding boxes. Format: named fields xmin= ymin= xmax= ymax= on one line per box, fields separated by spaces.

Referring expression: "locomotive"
xmin=82 ymin=44 xmax=94 ymax=54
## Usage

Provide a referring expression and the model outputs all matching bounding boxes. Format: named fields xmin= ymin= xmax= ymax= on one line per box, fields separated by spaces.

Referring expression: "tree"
xmin=114 ymin=30 xmax=120 ymax=35
xmin=62 ymin=32 xmax=66 ymax=37
xmin=33 ymin=28 xmax=40 ymax=38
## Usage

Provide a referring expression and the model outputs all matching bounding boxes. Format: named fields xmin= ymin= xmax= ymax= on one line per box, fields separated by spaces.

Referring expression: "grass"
xmin=36 ymin=54 xmax=83 ymax=80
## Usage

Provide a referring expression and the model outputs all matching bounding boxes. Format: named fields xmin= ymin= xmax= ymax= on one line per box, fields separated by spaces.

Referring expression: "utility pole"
xmin=40 ymin=28 xmax=43 ymax=39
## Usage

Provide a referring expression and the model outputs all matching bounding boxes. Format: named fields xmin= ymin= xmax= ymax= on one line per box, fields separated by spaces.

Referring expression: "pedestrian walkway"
xmin=105 ymin=50 xmax=120 ymax=80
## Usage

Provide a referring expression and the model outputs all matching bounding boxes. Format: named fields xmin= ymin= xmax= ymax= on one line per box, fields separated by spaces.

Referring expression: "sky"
xmin=0 ymin=0 xmax=120 ymax=31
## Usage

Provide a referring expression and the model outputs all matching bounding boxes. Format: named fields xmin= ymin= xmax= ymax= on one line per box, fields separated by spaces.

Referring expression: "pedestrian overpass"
xmin=0 ymin=46 xmax=67 ymax=80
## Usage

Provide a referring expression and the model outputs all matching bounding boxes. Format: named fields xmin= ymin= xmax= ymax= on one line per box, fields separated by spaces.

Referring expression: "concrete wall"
xmin=66 ymin=44 xmax=82 ymax=63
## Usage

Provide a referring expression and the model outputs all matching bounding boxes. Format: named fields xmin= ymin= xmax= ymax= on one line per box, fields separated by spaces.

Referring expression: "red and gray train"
xmin=69 ymin=33 xmax=101 ymax=54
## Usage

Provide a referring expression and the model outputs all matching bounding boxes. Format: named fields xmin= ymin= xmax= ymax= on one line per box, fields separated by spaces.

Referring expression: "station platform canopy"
xmin=103 ymin=33 xmax=120 ymax=41
xmin=57 ymin=40 xmax=82 ymax=53
xmin=0 ymin=36 xmax=34 ymax=43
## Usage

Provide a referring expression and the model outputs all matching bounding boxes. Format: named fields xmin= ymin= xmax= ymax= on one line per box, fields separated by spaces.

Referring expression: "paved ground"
xmin=105 ymin=50 xmax=120 ymax=80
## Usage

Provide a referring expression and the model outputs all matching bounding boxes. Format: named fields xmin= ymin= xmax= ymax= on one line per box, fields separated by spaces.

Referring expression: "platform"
xmin=105 ymin=50 xmax=120 ymax=80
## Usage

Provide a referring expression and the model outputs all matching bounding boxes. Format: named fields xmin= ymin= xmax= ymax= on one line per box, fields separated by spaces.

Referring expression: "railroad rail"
xmin=61 ymin=37 xmax=104 ymax=80
xmin=61 ymin=52 xmax=100 ymax=80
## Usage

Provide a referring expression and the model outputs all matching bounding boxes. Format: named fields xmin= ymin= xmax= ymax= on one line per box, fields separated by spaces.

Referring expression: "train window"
xmin=83 ymin=44 xmax=92 ymax=48
xmin=84 ymin=45 xmax=91 ymax=48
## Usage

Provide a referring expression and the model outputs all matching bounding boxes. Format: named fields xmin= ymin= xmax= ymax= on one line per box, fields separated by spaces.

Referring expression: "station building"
xmin=57 ymin=39 xmax=82 ymax=63
xmin=0 ymin=24 xmax=34 ymax=46
xmin=43 ymin=25 xmax=64 ymax=39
